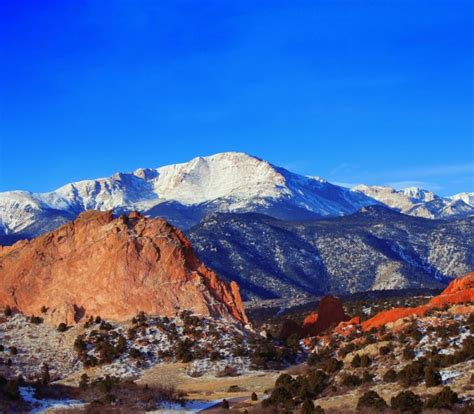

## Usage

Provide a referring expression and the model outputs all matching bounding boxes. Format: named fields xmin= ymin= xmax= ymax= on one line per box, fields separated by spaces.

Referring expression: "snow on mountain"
xmin=0 ymin=152 xmax=377 ymax=238
xmin=450 ymin=192 xmax=474 ymax=207
xmin=352 ymin=185 xmax=474 ymax=220
xmin=0 ymin=152 xmax=472 ymax=241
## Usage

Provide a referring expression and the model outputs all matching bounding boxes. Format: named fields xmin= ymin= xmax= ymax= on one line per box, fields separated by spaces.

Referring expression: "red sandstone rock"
xmin=335 ymin=316 xmax=361 ymax=336
xmin=362 ymin=272 xmax=474 ymax=331
xmin=303 ymin=296 xmax=350 ymax=336
xmin=0 ymin=211 xmax=248 ymax=325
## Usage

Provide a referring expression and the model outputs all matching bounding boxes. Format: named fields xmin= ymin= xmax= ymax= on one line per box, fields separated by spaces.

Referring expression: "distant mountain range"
xmin=188 ymin=206 xmax=473 ymax=299
xmin=1 ymin=152 xmax=473 ymax=244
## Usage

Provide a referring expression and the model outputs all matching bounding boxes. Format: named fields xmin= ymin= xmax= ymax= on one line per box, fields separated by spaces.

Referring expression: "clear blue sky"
xmin=1 ymin=0 xmax=472 ymax=196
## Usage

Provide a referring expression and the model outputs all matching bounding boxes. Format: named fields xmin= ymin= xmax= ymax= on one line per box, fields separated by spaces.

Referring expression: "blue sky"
xmin=0 ymin=0 xmax=472 ymax=195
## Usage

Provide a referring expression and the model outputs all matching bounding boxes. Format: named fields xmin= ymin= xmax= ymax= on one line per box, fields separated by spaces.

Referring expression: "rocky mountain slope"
xmin=0 ymin=210 xmax=247 ymax=325
xmin=188 ymin=206 xmax=473 ymax=299
xmin=353 ymin=185 xmax=474 ymax=219
xmin=0 ymin=152 xmax=377 ymax=240
xmin=2 ymin=152 xmax=472 ymax=243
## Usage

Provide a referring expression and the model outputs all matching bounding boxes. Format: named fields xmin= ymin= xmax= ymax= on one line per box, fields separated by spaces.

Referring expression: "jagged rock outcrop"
xmin=0 ymin=211 xmax=248 ymax=325
xmin=303 ymin=296 xmax=350 ymax=336
xmin=362 ymin=272 xmax=473 ymax=331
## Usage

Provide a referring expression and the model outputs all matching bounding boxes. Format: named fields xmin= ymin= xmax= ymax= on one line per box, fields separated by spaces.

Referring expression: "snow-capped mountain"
xmin=450 ymin=192 xmax=474 ymax=206
xmin=0 ymin=152 xmax=472 ymax=242
xmin=352 ymin=185 xmax=474 ymax=219
xmin=0 ymin=152 xmax=376 ymax=239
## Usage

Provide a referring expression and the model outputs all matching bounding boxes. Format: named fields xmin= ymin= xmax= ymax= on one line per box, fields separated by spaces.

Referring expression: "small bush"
xmin=57 ymin=322 xmax=68 ymax=332
xmin=9 ymin=346 xmax=18 ymax=355
xmin=379 ymin=345 xmax=391 ymax=356
xmin=79 ymin=373 xmax=89 ymax=389
xmin=424 ymin=386 xmax=458 ymax=410
xmin=424 ymin=366 xmax=442 ymax=387
xmin=351 ymin=354 xmax=361 ymax=368
xmin=4 ymin=305 xmax=12 ymax=317
xmin=360 ymin=354 xmax=371 ymax=368
xmin=357 ymin=390 xmax=387 ymax=411
xmin=221 ymin=399 xmax=230 ymax=409
xmin=321 ymin=357 xmax=342 ymax=374
xmin=402 ymin=346 xmax=415 ymax=360
xmin=251 ymin=392 xmax=258 ymax=401
xmin=341 ymin=373 xmax=361 ymax=387
xmin=391 ymin=391 xmax=423 ymax=414
xmin=398 ymin=360 xmax=425 ymax=387
xmin=301 ymin=399 xmax=315 ymax=414
xmin=30 ymin=315 xmax=43 ymax=324
xmin=383 ymin=368 xmax=397 ymax=382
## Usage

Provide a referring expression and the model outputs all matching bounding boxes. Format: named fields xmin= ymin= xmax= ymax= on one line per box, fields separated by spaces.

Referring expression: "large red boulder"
xmin=303 ymin=295 xmax=350 ymax=336
xmin=0 ymin=211 xmax=248 ymax=325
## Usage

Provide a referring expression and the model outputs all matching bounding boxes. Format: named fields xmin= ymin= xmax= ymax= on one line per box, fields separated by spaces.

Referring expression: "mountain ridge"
xmin=1 ymin=152 xmax=472 ymax=241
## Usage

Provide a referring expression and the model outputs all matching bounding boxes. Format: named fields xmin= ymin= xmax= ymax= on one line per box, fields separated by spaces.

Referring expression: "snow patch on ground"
xmin=19 ymin=387 xmax=85 ymax=413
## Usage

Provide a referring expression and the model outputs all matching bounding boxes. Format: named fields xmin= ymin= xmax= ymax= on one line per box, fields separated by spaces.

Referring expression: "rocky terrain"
xmin=0 ymin=210 xmax=247 ymax=325
xmin=1 ymin=152 xmax=472 ymax=243
xmin=252 ymin=272 xmax=474 ymax=413
xmin=0 ymin=273 xmax=472 ymax=413
xmin=188 ymin=206 xmax=473 ymax=299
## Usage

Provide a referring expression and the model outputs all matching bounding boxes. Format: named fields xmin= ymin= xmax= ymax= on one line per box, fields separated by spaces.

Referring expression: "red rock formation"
xmin=335 ymin=316 xmax=361 ymax=336
xmin=362 ymin=272 xmax=473 ymax=331
xmin=429 ymin=272 xmax=474 ymax=306
xmin=303 ymin=296 xmax=350 ymax=336
xmin=0 ymin=211 xmax=248 ymax=325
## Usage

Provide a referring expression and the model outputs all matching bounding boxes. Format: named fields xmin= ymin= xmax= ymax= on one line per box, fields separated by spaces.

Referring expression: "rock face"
xmin=0 ymin=211 xmax=248 ymax=325
xmin=303 ymin=296 xmax=350 ymax=336
xmin=362 ymin=272 xmax=474 ymax=331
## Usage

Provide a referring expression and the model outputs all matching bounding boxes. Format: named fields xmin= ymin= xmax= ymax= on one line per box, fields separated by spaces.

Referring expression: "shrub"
xmin=9 ymin=346 xmax=18 ymax=355
xmin=41 ymin=363 xmax=50 ymax=385
xmin=30 ymin=315 xmax=43 ymax=324
xmin=351 ymin=354 xmax=361 ymax=368
xmin=391 ymin=391 xmax=423 ymax=413
xmin=57 ymin=323 xmax=68 ymax=332
xmin=398 ymin=360 xmax=425 ymax=387
xmin=379 ymin=345 xmax=391 ymax=356
xmin=301 ymin=399 xmax=315 ymax=414
xmin=221 ymin=399 xmax=230 ymax=409
xmin=321 ymin=357 xmax=342 ymax=374
xmin=251 ymin=392 xmax=258 ymax=401
xmin=360 ymin=354 xmax=371 ymax=368
xmin=40 ymin=306 xmax=48 ymax=314
xmin=3 ymin=379 xmax=20 ymax=400
xmin=217 ymin=366 xmax=240 ymax=378
xmin=305 ymin=370 xmax=329 ymax=397
xmin=267 ymin=386 xmax=294 ymax=407
xmin=341 ymin=373 xmax=361 ymax=387
xmin=402 ymin=346 xmax=415 ymax=360
xmin=4 ymin=305 xmax=12 ymax=317
xmin=383 ymin=369 xmax=397 ymax=382
xmin=339 ymin=342 xmax=356 ymax=358
xmin=79 ymin=373 xmax=89 ymax=389
xmin=424 ymin=366 xmax=442 ymax=387
xmin=362 ymin=370 xmax=373 ymax=383
xmin=357 ymin=390 xmax=387 ymax=411
xmin=424 ymin=386 xmax=458 ymax=409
